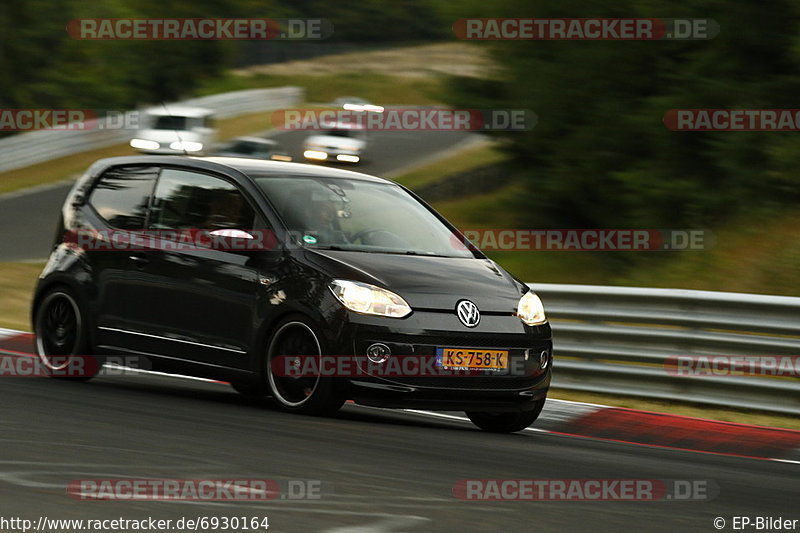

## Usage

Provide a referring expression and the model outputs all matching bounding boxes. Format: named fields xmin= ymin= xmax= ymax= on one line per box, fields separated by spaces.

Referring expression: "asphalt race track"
xmin=0 ymin=129 xmax=476 ymax=262
xmin=0 ymin=370 xmax=797 ymax=533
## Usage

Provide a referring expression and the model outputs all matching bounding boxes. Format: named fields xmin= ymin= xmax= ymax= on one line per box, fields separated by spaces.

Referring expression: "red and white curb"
xmin=1 ymin=328 xmax=798 ymax=463
xmin=0 ymin=328 xmax=22 ymax=340
xmin=407 ymin=404 xmax=800 ymax=464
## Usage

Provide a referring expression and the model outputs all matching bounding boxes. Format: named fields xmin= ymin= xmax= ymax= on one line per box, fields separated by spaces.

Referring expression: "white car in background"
xmin=303 ymin=121 xmax=367 ymax=164
xmin=130 ymin=106 xmax=217 ymax=155
xmin=333 ymin=96 xmax=385 ymax=114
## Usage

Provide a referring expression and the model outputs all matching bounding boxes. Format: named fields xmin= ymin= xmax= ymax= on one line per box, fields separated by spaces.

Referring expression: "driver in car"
xmin=303 ymin=199 xmax=349 ymax=246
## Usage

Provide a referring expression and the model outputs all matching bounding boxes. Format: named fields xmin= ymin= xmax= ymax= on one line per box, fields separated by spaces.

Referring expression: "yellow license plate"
xmin=437 ymin=348 xmax=508 ymax=369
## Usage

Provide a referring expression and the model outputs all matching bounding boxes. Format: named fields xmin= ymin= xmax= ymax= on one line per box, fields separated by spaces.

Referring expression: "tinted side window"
xmin=89 ymin=166 xmax=158 ymax=230
xmin=149 ymin=168 xmax=256 ymax=231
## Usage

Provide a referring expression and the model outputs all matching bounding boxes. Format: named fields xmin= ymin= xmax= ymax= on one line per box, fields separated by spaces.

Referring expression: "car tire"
xmin=265 ymin=316 xmax=345 ymax=416
xmin=465 ymin=398 xmax=546 ymax=433
xmin=34 ymin=287 xmax=100 ymax=380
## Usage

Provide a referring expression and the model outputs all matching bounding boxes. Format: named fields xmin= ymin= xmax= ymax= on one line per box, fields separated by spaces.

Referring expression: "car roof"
xmin=144 ymin=106 xmax=214 ymax=118
xmin=201 ymin=157 xmax=388 ymax=182
xmin=90 ymin=155 xmax=393 ymax=185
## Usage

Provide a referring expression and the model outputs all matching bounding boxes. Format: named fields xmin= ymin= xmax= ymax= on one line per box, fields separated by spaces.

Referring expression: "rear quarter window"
xmin=88 ymin=166 xmax=158 ymax=230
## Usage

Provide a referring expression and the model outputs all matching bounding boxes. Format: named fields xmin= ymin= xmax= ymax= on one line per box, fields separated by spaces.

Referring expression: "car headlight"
xmin=516 ymin=291 xmax=546 ymax=326
xmin=330 ymin=280 xmax=412 ymax=318
xmin=169 ymin=141 xmax=203 ymax=152
xmin=304 ymin=150 xmax=328 ymax=160
xmin=130 ymin=138 xmax=160 ymax=151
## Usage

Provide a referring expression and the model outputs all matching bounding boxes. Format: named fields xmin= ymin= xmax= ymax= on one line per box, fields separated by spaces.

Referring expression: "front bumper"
xmin=349 ymin=379 xmax=549 ymax=412
xmin=328 ymin=310 xmax=552 ymax=412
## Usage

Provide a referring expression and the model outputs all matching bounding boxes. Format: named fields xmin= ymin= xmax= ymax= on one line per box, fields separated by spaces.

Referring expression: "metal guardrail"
xmin=529 ymin=283 xmax=800 ymax=415
xmin=0 ymin=87 xmax=304 ymax=174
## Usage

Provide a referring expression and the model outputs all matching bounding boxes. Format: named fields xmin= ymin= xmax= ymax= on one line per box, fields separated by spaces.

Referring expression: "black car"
xmin=32 ymin=156 xmax=552 ymax=432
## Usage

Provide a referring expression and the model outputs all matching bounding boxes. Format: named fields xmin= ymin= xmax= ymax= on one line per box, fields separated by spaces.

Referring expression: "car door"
xmin=121 ymin=167 xmax=273 ymax=369
xmin=82 ymin=165 xmax=159 ymax=350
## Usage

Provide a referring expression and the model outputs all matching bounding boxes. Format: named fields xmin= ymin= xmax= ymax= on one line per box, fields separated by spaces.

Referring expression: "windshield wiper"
xmin=403 ymin=250 xmax=448 ymax=257
xmin=315 ymin=245 xmax=345 ymax=250
xmin=309 ymin=246 xmax=452 ymax=257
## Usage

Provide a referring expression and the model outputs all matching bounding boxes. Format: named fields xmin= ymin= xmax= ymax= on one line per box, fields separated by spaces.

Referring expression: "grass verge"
xmin=198 ymin=72 xmax=446 ymax=107
xmin=0 ymin=262 xmax=44 ymax=331
xmin=393 ymin=142 xmax=506 ymax=190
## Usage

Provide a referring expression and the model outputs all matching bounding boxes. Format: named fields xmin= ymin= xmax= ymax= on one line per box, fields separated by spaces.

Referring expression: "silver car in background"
xmin=130 ymin=106 xmax=217 ymax=155
xmin=303 ymin=121 xmax=367 ymax=164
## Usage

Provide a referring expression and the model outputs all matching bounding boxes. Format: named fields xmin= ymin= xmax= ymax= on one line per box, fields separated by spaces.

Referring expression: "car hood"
xmin=304 ymin=249 xmax=526 ymax=313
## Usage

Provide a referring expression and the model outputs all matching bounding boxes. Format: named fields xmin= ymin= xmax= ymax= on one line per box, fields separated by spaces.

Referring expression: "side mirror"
xmin=207 ymin=229 xmax=279 ymax=254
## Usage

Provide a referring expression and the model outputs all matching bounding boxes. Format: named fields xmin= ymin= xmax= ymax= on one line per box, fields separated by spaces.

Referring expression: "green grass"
xmin=198 ymin=72 xmax=446 ymax=106
xmin=618 ymin=210 xmax=800 ymax=296
xmin=394 ymin=143 xmax=624 ymax=285
xmin=393 ymin=143 xmax=506 ymax=190
xmin=0 ymin=262 xmax=44 ymax=331
xmin=424 ymin=177 xmax=616 ymax=284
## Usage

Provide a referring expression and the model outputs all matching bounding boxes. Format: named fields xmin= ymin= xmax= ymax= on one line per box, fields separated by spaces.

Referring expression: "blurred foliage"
xmin=0 ymin=0 xmax=236 ymax=108
xmin=445 ymin=0 xmax=800 ymax=229
xmin=4 ymin=0 xmax=800 ymax=236
xmin=0 ymin=0 xmax=448 ymax=110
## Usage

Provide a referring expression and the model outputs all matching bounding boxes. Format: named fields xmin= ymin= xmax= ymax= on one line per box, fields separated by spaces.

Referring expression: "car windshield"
xmin=152 ymin=115 xmax=189 ymax=130
xmin=255 ymin=176 xmax=476 ymax=258
xmin=325 ymin=129 xmax=353 ymax=138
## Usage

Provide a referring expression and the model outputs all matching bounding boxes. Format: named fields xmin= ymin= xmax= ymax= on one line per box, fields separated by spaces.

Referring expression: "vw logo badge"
xmin=456 ymin=300 xmax=481 ymax=328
